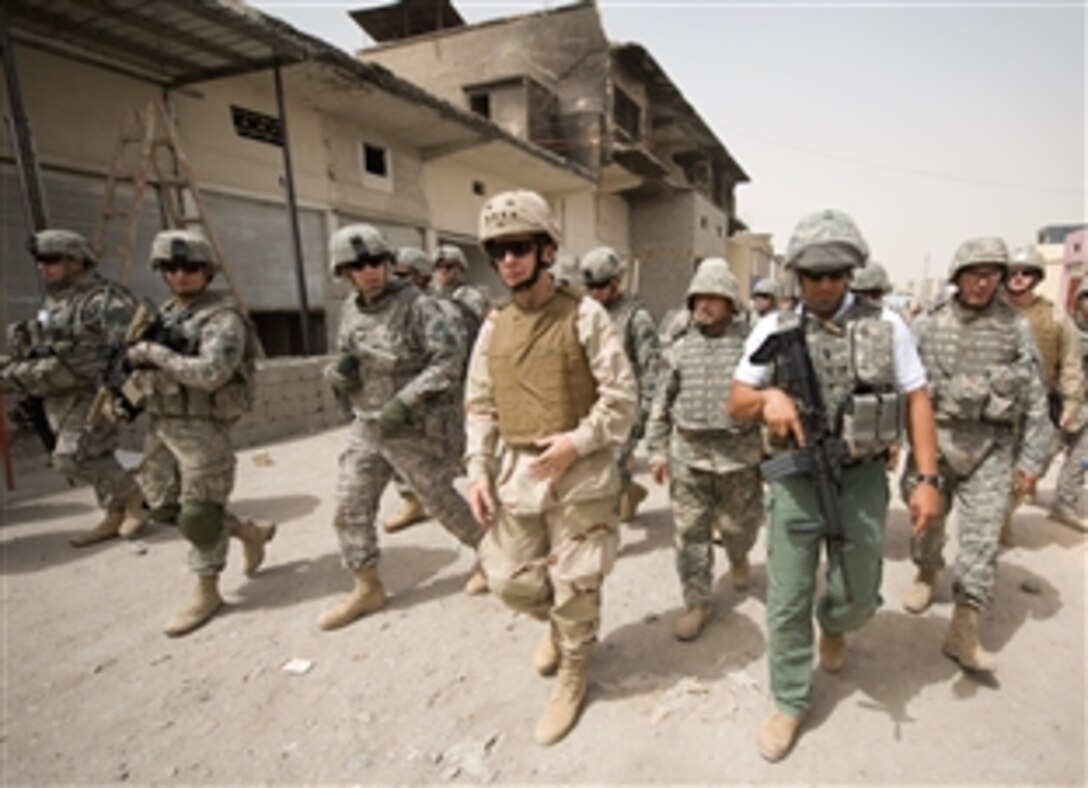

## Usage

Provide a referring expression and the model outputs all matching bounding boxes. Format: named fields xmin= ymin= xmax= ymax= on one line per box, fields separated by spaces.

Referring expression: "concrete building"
xmin=1 ymin=0 xmax=591 ymax=358
xmin=352 ymin=0 xmax=749 ymax=317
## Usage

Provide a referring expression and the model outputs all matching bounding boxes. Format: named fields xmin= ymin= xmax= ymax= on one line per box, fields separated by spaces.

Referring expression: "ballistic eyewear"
xmin=799 ymin=269 xmax=850 ymax=283
xmin=158 ymin=260 xmax=208 ymax=274
xmin=343 ymin=256 xmax=386 ymax=272
xmin=485 ymin=239 xmax=536 ymax=261
xmin=34 ymin=254 xmax=66 ymax=266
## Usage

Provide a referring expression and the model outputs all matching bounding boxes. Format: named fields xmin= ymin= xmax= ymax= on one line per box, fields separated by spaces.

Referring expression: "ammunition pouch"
xmin=841 ymin=391 xmax=903 ymax=459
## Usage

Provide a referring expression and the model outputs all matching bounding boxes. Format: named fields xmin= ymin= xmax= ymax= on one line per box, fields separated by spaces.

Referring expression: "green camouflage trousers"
xmin=334 ymin=417 xmax=482 ymax=571
xmin=669 ymin=463 xmax=763 ymax=607
xmin=47 ymin=392 xmax=136 ymax=510
xmin=902 ymin=434 xmax=1014 ymax=609
xmin=766 ymin=458 xmax=888 ymax=716
xmin=140 ymin=415 xmax=235 ymax=576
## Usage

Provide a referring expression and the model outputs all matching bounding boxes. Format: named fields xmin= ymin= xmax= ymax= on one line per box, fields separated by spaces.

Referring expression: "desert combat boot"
xmin=942 ymin=603 xmax=996 ymax=672
xmin=535 ymin=656 xmax=587 ymax=745
xmin=757 ymin=709 xmax=804 ymax=762
xmin=902 ymin=568 xmax=937 ymax=613
xmin=164 ymin=575 xmax=223 ymax=637
xmin=318 ymin=567 xmax=387 ymax=630
xmin=69 ymin=505 xmax=126 ymax=547
xmin=231 ymin=518 xmax=277 ymax=577
xmin=674 ymin=604 xmax=712 ymax=641
xmin=117 ymin=488 xmax=149 ymax=539
xmin=383 ymin=492 xmax=427 ymax=533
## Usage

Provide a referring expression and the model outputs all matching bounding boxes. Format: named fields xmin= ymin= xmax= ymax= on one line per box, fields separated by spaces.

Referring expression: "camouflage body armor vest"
xmin=1022 ymin=296 xmax=1060 ymax=390
xmin=771 ymin=298 xmax=901 ymax=460
xmin=919 ymin=298 xmax=1026 ymax=427
xmin=146 ymin=291 xmax=257 ymax=421
xmin=36 ymin=275 xmax=134 ymax=391
xmin=488 ymin=286 xmax=596 ymax=447
xmin=342 ymin=283 xmax=431 ymax=412
xmin=673 ymin=321 xmax=750 ymax=432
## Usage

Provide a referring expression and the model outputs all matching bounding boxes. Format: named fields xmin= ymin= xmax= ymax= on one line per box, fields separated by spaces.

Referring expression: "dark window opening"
xmin=230 ymin=105 xmax=283 ymax=147
xmin=469 ymin=92 xmax=491 ymax=119
xmin=613 ymin=86 xmax=641 ymax=142
xmin=472 ymin=180 xmax=486 ymax=196
xmin=363 ymin=143 xmax=388 ymax=177
xmin=251 ymin=310 xmax=326 ymax=356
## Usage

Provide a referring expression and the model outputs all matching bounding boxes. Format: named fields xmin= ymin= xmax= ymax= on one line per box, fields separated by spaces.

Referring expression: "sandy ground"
xmin=1 ymin=425 xmax=1085 ymax=784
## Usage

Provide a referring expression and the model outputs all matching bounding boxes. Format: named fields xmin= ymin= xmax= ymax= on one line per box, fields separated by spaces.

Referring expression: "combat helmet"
xmin=150 ymin=230 xmax=215 ymax=277
xmin=30 ymin=229 xmax=97 ymax=268
xmin=785 ymin=209 xmax=868 ymax=272
xmin=329 ymin=224 xmax=391 ymax=276
xmin=396 ymin=247 xmax=434 ymax=278
xmin=752 ymin=278 xmax=782 ymax=298
xmin=686 ymin=257 xmax=741 ymax=311
xmin=851 ymin=260 xmax=892 ymax=293
xmin=580 ymin=246 xmax=625 ymax=287
xmin=478 ymin=189 xmax=561 ymax=247
xmin=434 ymin=244 xmax=468 ymax=270
xmin=1009 ymin=245 xmax=1046 ymax=281
xmin=948 ymin=236 xmax=1008 ymax=282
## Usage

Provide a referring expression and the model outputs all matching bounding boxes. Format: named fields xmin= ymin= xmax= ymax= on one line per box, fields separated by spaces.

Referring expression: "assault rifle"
xmin=88 ymin=303 xmax=164 ymax=426
xmin=752 ymin=321 xmax=854 ymax=603
xmin=3 ymin=322 xmax=57 ymax=453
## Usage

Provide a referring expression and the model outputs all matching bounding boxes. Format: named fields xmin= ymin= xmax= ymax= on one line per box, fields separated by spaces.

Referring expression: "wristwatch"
xmin=915 ymin=473 xmax=943 ymax=491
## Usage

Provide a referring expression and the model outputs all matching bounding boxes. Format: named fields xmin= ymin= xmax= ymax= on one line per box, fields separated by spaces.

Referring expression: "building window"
xmin=472 ymin=180 xmax=486 ymax=196
xmin=613 ymin=86 xmax=641 ymax=142
xmin=700 ymin=216 xmax=709 ymax=230
xmin=469 ymin=92 xmax=491 ymax=119
xmin=363 ymin=143 xmax=388 ymax=177
xmin=230 ymin=105 xmax=283 ymax=147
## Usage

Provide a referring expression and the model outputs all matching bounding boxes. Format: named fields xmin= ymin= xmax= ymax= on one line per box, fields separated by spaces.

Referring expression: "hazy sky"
xmin=250 ymin=0 xmax=1085 ymax=288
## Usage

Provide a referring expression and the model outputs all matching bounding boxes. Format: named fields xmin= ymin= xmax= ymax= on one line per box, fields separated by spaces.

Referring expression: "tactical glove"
xmin=324 ymin=353 xmax=361 ymax=397
xmin=377 ymin=396 xmax=410 ymax=436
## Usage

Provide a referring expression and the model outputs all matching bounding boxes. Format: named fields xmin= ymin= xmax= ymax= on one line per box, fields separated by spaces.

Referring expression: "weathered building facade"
xmin=1 ymin=0 xmax=591 ymax=356
xmin=354 ymin=0 xmax=749 ymax=317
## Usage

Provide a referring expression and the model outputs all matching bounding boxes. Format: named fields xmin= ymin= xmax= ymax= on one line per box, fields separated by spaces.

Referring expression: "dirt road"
xmin=2 ymin=425 xmax=1085 ymax=783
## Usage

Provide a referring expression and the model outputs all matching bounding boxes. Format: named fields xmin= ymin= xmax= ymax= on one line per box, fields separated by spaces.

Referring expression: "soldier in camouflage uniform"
xmin=901 ymin=237 xmax=1052 ymax=673
xmin=0 ymin=229 xmax=146 ymax=545
xmin=380 ymin=246 xmax=473 ymax=538
xmin=646 ymin=258 xmax=763 ymax=642
xmin=580 ymin=246 xmax=660 ymax=521
xmin=1000 ymin=245 xmax=1085 ymax=537
xmin=432 ymin=243 xmax=489 ymax=339
xmin=320 ymin=225 xmax=486 ymax=631
xmin=751 ymin=277 xmax=781 ymax=317
xmin=126 ymin=230 xmax=271 ymax=637
xmin=851 ymin=260 xmax=893 ymax=305
xmin=1051 ymin=279 xmax=1088 ymax=530
xmin=465 ymin=190 xmax=636 ymax=746
xmin=729 ymin=209 xmax=940 ymax=762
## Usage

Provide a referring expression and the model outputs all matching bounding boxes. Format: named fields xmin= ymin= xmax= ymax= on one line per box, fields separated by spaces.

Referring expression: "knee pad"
xmin=147 ymin=502 xmax=181 ymax=525
xmin=177 ymin=501 xmax=226 ymax=551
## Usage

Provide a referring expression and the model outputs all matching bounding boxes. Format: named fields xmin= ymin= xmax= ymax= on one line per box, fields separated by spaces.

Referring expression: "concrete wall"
xmin=629 ymin=192 xmax=696 ymax=318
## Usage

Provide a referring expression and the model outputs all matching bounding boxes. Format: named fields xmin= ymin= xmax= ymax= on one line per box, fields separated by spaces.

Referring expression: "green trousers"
xmin=766 ymin=458 xmax=889 ymax=716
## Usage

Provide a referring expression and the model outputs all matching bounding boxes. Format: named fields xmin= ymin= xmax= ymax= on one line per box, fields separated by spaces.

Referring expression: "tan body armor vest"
xmin=488 ymin=287 xmax=596 ymax=447
xmin=1022 ymin=296 xmax=1060 ymax=389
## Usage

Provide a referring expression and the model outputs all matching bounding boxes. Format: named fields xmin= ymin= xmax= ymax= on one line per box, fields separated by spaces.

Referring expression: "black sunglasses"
xmin=35 ymin=253 xmax=66 ymax=265
xmin=799 ymin=270 xmax=850 ymax=283
xmin=584 ymin=277 xmax=612 ymax=289
xmin=158 ymin=260 xmax=208 ymax=274
xmin=342 ymin=256 xmax=386 ymax=272
xmin=485 ymin=239 xmax=536 ymax=261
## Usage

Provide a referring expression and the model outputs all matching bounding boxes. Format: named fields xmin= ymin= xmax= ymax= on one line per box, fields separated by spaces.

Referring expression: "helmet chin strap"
xmin=505 ymin=244 xmax=548 ymax=293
